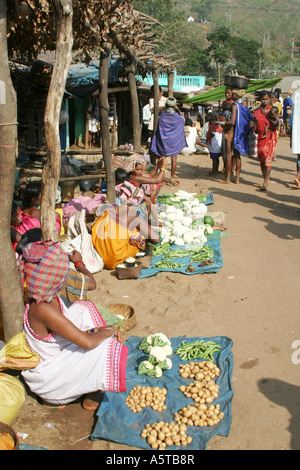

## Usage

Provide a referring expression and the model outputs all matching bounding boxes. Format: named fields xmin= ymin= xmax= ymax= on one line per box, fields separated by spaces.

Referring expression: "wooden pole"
xmin=85 ymin=100 xmax=90 ymax=149
xmin=0 ymin=0 xmax=25 ymax=340
xmin=112 ymin=99 xmax=117 ymax=150
xmin=125 ymin=57 xmax=142 ymax=152
xmin=168 ymin=70 xmax=175 ymax=97
xmin=152 ymin=68 xmax=160 ymax=134
xmin=41 ymin=0 xmax=73 ymax=241
xmin=99 ymin=43 xmax=115 ymax=204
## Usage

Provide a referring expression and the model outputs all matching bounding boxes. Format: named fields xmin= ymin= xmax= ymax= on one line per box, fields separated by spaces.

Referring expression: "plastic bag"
xmin=0 ymin=333 xmax=40 ymax=372
xmin=62 ymin=209 xmax=104 ymax=274
xmin=0 ymin=373 xmax=26 ymax=425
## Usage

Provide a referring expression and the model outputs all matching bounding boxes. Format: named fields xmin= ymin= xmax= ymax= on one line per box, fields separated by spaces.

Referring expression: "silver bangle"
xmin=106 ymin=327 xmax=115 ymax=338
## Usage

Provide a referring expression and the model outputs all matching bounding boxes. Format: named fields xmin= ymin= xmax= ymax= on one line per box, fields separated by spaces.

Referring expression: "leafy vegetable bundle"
xmin=152 ymin=244 xmax=214 ymax=270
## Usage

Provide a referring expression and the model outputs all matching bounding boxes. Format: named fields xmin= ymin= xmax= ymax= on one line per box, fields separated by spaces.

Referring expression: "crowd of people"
xmin=142 ymin=85 xmax=299 ymax=193
xmin=2 ymin=83 xmax=299 ymax=415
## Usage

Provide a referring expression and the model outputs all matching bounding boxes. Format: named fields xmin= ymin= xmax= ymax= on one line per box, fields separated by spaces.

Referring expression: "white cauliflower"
xmin=183 ymin=231 xmax=194 ymax=244
xmin=162 ymin=344 xmax=173 ymax=356
xmin=155 ymin=333 xmax=171 ymax=346
xmin=149 ymin=346 xmax=167 ymax=363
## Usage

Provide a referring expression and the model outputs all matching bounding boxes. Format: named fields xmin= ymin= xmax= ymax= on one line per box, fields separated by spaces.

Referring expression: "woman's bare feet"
xmin=294 ymin=177 xmax=300 ymax=188
xmin=219 ymin=179 xmax=231 ymax=184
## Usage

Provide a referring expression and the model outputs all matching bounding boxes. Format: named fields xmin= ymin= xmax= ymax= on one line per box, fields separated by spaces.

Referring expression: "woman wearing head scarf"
xmin=19 ymin=241 xmax=128 ymax=410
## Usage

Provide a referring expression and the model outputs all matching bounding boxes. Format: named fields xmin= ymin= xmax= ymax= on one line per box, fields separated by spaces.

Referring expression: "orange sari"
xmin=91 ymin=206 xmax=145 ymax=269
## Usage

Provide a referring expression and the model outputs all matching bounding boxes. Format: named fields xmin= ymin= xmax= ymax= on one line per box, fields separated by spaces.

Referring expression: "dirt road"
xmin=13 ymin=137 xmax=300 ymax=450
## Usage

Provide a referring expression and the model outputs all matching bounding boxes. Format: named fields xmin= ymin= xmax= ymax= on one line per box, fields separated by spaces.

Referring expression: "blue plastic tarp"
xmin=138 ymin=237 xmax=223 ymax=279
xmin=91 ymin=335 xmax=234 ymax=450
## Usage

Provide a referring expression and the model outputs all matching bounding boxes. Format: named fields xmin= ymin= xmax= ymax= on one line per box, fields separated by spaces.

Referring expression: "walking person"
xmin=253 ymin=91 xmax=279 ymax=191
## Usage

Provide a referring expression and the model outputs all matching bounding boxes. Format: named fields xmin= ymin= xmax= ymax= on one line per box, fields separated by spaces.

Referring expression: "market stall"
xmin=137 ymin=191 xmax=226 ymax=279
xmin=91 ymin=334 xmax=234 ymax=450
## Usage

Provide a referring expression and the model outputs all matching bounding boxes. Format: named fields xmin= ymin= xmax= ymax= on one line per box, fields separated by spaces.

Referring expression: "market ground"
xmin=13 ymin=137 xmax=300 ymax=451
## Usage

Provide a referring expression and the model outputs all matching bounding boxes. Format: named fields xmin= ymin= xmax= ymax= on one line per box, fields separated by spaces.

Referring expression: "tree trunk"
xmin=0 ymin=0 xmax=25 ymax=340
xmin=41 ymin=0 xmax=73 ymax=240
xmin=168 ymin=71 xmax=175 ymax=97
xmin=99 ymin=44 xmax=115 ymax=204
xmin=125 ymin=59 xmax=142 ymax=152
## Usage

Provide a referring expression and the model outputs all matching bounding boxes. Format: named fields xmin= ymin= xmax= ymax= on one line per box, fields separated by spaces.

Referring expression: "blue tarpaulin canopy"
xmin=66 ymin=58 xmax=123 ymax=98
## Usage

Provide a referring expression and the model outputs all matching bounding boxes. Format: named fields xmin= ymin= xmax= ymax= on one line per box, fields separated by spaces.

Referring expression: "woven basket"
xmin=105 ymin=303 xmax=136 ymax=334
xmin=0 ymin=422 xmax=19 ymax=450
xmin=115 ymin=261 xmax=142 ymax=280
xmin=137 ymin=253 xmax=153 ymax=269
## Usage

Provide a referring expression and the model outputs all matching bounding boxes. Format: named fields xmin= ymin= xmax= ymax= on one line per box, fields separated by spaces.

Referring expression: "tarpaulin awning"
xmin=66 ymin=58 xmax=123 ymax=99
xmin=180 ymin=77 xmax=283 ymax=104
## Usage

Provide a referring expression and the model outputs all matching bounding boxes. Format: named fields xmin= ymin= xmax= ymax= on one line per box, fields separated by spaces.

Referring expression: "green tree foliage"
xmin=207 ymin=27 xmax=231 ymax=69
xmin=229 ymin=37 xmax=261 ymax=78
xmin=133 ymin=0 xmax=182 ymax=23
xmin=191 ymin=0 xmax=213 ymax=21
xmin=184 ymin=49 xmax=212 ymax=76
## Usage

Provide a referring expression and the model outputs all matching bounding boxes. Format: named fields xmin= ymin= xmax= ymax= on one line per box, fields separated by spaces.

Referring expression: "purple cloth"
xmin=62 ymin=194 xmax=106 ymax=223
xmin=150 ymin=111 xmax=186 ymax=157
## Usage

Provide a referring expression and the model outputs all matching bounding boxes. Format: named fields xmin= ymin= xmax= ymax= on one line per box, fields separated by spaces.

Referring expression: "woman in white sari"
xmin=19 ymin=241 xmax=128 ymax=410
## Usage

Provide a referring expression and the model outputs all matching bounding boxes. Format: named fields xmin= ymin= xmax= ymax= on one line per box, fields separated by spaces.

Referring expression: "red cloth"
xmin=18 ymin=241 xmax=69 ymax=304
xmin=253 ymin=106 xmax=277 ymax=167
xmin=206 ymin=124 xmax=223 ymax=144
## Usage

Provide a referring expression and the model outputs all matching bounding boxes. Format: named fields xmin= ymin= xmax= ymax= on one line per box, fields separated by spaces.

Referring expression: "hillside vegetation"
xmin=134 ymin=0 xmax=300 ymax=80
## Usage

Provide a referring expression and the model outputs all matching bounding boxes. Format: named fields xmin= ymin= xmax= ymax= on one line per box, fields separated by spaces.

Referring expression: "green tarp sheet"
xmin=180 ymin=77 xmax=283 ymax=104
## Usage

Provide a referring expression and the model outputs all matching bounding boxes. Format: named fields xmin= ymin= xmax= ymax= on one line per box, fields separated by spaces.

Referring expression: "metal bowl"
xmin=224 ymin=75 xmax=249 ymax=90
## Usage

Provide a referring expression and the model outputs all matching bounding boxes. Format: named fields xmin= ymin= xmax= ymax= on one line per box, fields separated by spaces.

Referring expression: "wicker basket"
xmin=115 ymin=261 xmax=142 ymax=280
xmin=0 ymin=422 xmax=20 ymax=450
xmin=105 ymin=303 xmax=136 ymax=334
xmin=137 ymin=253 xmax=153 ymax=269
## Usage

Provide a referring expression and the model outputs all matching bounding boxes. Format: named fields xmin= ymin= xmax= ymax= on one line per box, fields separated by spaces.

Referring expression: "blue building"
xmin=136 ymin=69 xmax=205 ymax=93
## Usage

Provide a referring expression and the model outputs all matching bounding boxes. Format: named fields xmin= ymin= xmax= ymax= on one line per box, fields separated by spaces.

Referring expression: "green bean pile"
xmin=175 ymin=340 xmax=220 ymax=361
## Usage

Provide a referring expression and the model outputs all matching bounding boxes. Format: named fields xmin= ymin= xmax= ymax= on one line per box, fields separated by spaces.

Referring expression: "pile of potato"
xmin=179 ymin=361 xmax=220 ymax=381
xmin=174 ymin=403 xmax=224 ymax=428
xmin=135 ymin=360 xmax=225 ymax=450
xmin=179 ymin=379 xmax=219 ymax=404
xmin=141 ymin=421 xmax=192 ymax=450
xmin=125 ymin=385 xmax=167 ymax=413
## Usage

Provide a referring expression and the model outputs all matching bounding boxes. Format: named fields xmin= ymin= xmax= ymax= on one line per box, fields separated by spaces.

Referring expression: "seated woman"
xmin=92 ymin=203 xmax=160 ymax=270
xmin=19 ymin=240 xmax=127 ymax=411
xmin=115 ymin=168 xmax=160 ymax=227
xmin=10 ymin=202 xmax=23 ymax=252
xmin=14 ymin=183 xmax=61 ymax=235
xmin=122 ymin=153 xmax=169 ymax=203
xmin=15 ymin=224 xmax=96 ymax=309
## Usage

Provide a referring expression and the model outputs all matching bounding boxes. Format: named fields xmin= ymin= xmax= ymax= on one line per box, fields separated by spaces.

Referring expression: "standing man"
xmin=150 ymin=97 xmax=186 ymax=186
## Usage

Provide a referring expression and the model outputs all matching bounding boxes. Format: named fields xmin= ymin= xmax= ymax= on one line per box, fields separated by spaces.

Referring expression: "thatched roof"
xmin=7 ymin=0 xmax=179 ymax=74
